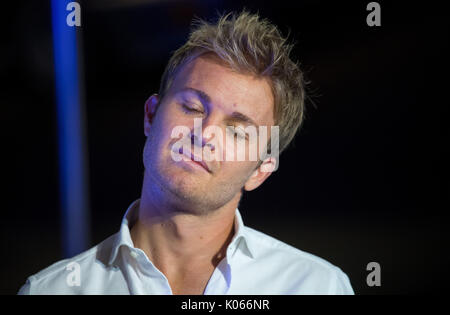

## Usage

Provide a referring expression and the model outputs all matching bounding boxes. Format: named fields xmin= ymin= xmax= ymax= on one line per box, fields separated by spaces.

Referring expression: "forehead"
xmin=169 ymin=53 xmax=275 ymax=126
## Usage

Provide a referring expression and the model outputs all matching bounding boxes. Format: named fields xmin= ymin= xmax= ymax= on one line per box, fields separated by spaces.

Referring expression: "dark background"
xmin=1 ymin=0 xmax=448 ymax=294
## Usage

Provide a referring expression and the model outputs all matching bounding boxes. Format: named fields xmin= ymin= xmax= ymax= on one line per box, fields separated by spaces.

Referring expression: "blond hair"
xmin=158 ymin=10 xmax=306 ymax=156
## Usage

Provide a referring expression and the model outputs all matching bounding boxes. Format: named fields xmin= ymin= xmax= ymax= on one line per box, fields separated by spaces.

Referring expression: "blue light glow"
xmin=51 ymin=0 xmax=90 ymax=258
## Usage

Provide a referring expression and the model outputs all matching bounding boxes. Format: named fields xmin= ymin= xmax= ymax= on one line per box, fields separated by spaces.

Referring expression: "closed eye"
xmin=181 ymin=103 xmax=204 ymax=114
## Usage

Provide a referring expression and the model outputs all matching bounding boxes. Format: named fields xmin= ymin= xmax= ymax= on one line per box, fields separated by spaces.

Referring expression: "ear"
xmin=144 ymin=94 xmax=160 ymax=137
xmin=243 ymin=157 xmax=277 ymax=191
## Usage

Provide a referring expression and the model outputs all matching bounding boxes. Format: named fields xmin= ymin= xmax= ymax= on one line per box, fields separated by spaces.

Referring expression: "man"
xmin=18 ymin=11 xmax=354 ymax=295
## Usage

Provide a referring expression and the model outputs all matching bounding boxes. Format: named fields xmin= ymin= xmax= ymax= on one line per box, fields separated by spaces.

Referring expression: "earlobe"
xmin=144 ymin=94 xmax=159 ymax=136
xmin=243 ymin=158 xmax=276 ymax=191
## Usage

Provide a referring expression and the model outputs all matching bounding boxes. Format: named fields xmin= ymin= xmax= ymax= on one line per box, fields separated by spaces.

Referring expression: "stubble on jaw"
xmin=142 ymin=140 xmax=253 ymax=217
xmin=143 ymin=155 xmax=226 ymax=217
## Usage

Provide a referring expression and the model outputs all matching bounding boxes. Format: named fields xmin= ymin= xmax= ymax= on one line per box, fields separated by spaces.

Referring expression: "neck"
xmin=130 ymin=177 xmax=240 ymax=278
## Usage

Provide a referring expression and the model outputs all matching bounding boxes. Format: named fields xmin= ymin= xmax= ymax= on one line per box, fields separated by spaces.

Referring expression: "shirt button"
xmin=130 ymin=251 xmax=138 ymax=259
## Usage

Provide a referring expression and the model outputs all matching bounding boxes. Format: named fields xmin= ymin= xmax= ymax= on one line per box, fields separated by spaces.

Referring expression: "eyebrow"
xmin=179 ymin=87 xmax=259 ymax=128
xmin=228 ymin=111 xmax=259 ymax=128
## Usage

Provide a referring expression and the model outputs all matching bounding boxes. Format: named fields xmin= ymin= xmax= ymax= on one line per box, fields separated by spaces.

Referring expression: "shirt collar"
xmin=108 ymin=199 xmax=140 ymax=265
xmin=108 ymin=199 xmax=255 ymax=266
xmin=230 ymin=206 xmax=255 ymax=259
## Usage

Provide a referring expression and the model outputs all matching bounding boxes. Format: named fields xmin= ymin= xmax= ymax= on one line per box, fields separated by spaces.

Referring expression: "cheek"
xmin=219 ymin=160 xmax=256 ymax=183
xmin=148 ymin=111 xmax=180 ymax=147
xmin=142 ymin=124 xmax=168 ymax=165
xmin=144 ymin=120 xmax=191 ymax=167
xmin=223 ymin=137 xmax=261 ymax=163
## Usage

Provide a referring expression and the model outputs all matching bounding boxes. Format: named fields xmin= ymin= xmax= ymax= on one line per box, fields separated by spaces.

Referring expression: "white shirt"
xmin=18 ymin=200 xmax=354 ymax=295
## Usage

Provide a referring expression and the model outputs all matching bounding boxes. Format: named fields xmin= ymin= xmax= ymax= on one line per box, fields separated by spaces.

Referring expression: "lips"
xmin=179 ymin=147 xmax=211 ymax=173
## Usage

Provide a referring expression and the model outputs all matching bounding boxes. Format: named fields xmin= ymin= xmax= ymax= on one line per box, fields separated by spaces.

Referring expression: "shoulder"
xmin=243 ymin=226 xmax=354 ymax=294
xmin=17 ymin=233 xmax=117 ymax=295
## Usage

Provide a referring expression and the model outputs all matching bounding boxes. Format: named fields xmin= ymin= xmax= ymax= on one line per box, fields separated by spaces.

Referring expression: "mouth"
xmin=179 ymin=147 xmax=211 ymax=173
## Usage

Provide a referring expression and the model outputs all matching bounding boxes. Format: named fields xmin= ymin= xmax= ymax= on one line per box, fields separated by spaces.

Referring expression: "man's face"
xmin=143 ymin=53 xmax=275 ymax=214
